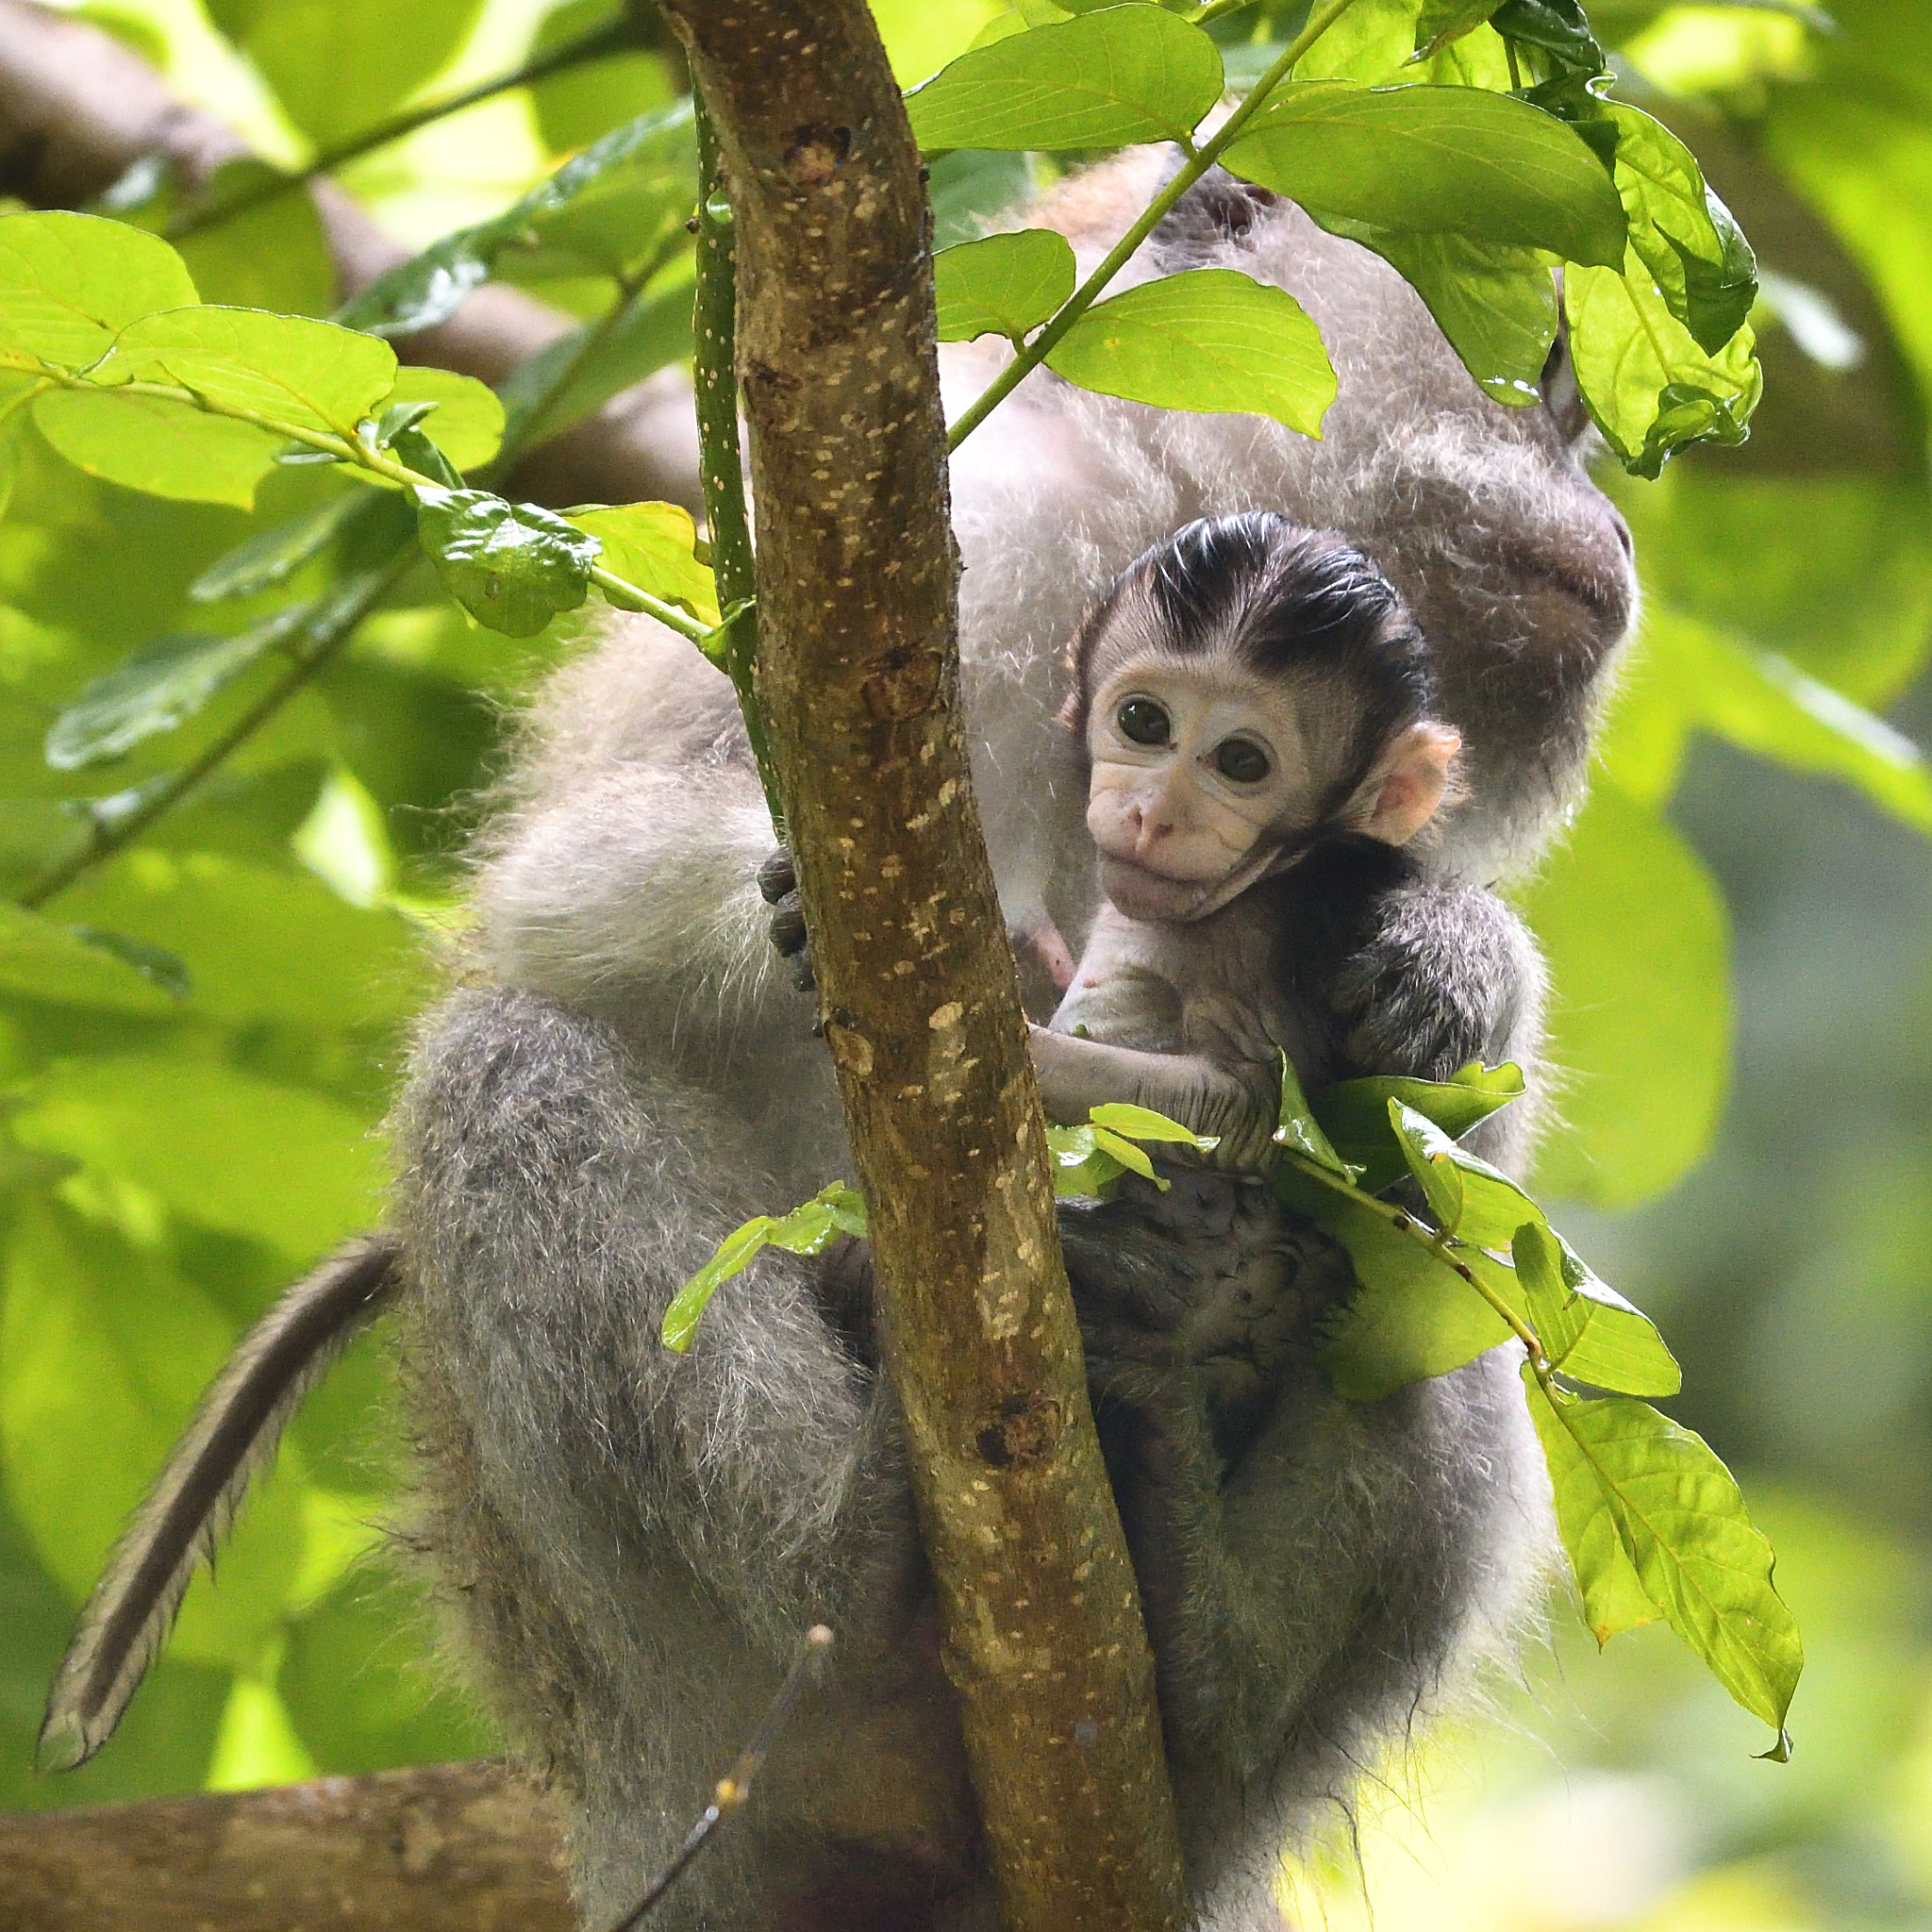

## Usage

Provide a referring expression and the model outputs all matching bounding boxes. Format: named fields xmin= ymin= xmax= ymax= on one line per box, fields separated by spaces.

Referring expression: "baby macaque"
xmin=1030 ymin=511 xmax=1541 ymax=1170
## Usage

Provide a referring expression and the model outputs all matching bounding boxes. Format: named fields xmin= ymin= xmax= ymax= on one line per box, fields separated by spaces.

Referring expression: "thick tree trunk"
xmin=654 ymin=6 xmax=1187 ymax=1929
xmin=0 ymin=1763 xmax=572 ymax=1932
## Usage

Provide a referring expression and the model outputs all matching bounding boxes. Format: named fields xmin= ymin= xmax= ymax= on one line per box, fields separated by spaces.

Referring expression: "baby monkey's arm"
xmin=1028 ymin=1024 xmax=1280 ymax=1172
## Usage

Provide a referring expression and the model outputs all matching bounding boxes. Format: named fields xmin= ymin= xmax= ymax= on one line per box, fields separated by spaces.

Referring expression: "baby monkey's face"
xmin=1083 ymin=655 xmax=1458 ymax=924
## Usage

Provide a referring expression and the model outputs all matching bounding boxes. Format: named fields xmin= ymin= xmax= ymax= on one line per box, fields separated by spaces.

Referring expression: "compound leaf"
xmin=0 ymin=212 xmax=198 ymax=370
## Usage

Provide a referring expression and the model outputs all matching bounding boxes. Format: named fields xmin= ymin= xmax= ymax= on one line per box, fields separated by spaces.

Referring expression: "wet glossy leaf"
xmin=0 ymin=213 xmax=197 ymax=370
xmin=1313 ymin=1063 xmax=1524 ymax=1191
xmin=1524 ymin=1374 xmax=1803 ymax=1752
xmin=934 ymin=228 xmax=1075 ymax=343
xmin=1274 ymin=1051 xmax=1357 ymax=1179
xmin=1566 ymin=258 xmax=1762 ymax=476
xmin=1047 ymin=269 xmax=1336 ymax=434
xmin=413 ymin=487 xmax=597 ymax=638
xmin=44 ymin=605 xmax=311 ymax=769
xmin=1606 ymin=103 xmax=1758 ymax=356
xmin=1389 ymin=1100 xmax=1471 ymax=1233
xmin=905 ymin=5 xmax=1224 ymax=151
xmin=1413 ymin=0 xmax=1504 ymax=57
xmin=1088 ymin=1101 xmax=1214 ymax=1148
xmin=1222 ymin=81 xmax=1626 ymax=267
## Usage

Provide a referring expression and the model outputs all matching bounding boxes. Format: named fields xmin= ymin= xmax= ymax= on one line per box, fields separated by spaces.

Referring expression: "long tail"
xmin=40 ymin=1231 xmax=403 ymax=1769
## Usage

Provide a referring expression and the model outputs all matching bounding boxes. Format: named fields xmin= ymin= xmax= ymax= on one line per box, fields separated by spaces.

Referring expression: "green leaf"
xmin=1519 ymin=778 xmax=1730 ymax=1208
xmin=230 ymin=0 xmax=487 ymax=150
xmin=12 ymin=1058 xmax=386 ymax=1262
xmin=565 ymin=503 xmax=719 ymax=627
xmin=190 ymin=493 xmax=369 ymax=602
xmin=1565 ymin=258 xmax=1762 ymax=477
xmin=0 ymin=212 xmax=198 ymax=371
xmin=93 ymin=308 xmax=399 ymax=441
xmin=0 ymin=1200 xmax=308 ymax=1672
xmin=65 ymin=927 xmax=192 ymax=1000
xmin=1088 ymin=1101 xmax=1215 ymax=1148
xmin=1046 ymin=1122 xmax=1130 ymax=1201
xmin=0 ymin=905 xmax=177 ymax=1013
xmin=31 ymin=389 xmax=282 ymax=508
xmin=1046 ymin=269 xmax=1336 ymax=434
xmin=1389 ymin=1099 xmax=1469 ymax=1232
xmin=934 ymin=229 xmax=1076 ymax=343
xmin=1090 ymin=1124 xmax=1158 ymax=1181
xmin=1513 ymin=1222 xmax=1681 ymax=1397
xmin=1602 ymin=103 xmax=1757 ymax=356
xmin=44 ymin=605 xmax=311 ymax=770
xmin=413 ymin=487 xmax=598 ymax=639
xmin=1524 ymin=1373 xmax=1802 ymax=1752
xmin=374 ymin=368 xmax=504 ymax=475
xmin=1521 ymin=1368 xmax=1657 ymax=1645
xmin=1312 ymin=1184 xmax=1510 ymax=1400
xmin=1321 ymin=224 xmax=1557 ymax=407
xmin=55 ymin=851 xmax=429 ymax=1029
xmin=1313 ymin=1063 xmax=1524 ymax=1191
xmin=1221 ymin=81 xmax=1627 ymax=268
xmin=1274 ymin=1051 xmax=1357 ymax=1179
xmin=337 ymin=101 xmax=698 ymax=340
xmin=661 ymin=1184 xmax=868 ymax=1354
xmin=929 ymin=148 xmax=1039 ymax=250
xmin=1413 ymin=0 xmax=1504 ymax=57
xmin=905 ymin=5 xmax=1224 ymax=151
xmin=1614 ymin=606 xmax=1932 ymax=837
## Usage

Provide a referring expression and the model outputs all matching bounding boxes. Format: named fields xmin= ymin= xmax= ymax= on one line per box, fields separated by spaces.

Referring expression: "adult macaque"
xmin=45 ymin=160 xmax=1634 ymax=1932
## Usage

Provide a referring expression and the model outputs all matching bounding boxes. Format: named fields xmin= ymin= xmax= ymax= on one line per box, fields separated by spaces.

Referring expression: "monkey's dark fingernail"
xmin=771 ymin=906 xmax=808 ymax=954
xmin=758 ymin=850 xmax=796 ymax=904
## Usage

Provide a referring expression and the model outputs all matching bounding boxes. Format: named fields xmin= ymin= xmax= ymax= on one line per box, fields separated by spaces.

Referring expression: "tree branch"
xmin=0 ymin=0 xmax=700 ymax=512
xmin=656 ymin=8 xmax=1186 ymax=1929
xmin=0 ymin=1762 xmax=573 ymax=1932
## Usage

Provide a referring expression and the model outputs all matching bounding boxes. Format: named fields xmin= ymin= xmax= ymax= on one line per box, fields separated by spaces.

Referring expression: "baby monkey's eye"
xmin=1213 ymin=738 xmax=1271 ymax=784
xmin=1117 ymin=697 xmax=1171 ymax=745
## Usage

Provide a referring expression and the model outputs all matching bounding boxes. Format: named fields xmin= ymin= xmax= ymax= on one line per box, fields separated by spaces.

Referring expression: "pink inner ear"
xmin=1366 ymin=725 xmax=1459 ymax=845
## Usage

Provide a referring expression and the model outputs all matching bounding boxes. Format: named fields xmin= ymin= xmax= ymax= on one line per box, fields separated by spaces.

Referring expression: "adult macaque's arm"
xmin=0 ymin=0 xmax=701 ymax=511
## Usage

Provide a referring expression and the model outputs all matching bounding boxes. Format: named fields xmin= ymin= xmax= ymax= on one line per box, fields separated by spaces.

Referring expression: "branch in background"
xmin=658 ymin=3 xmax=1188 ymax=1926
xmin=0 ymin=1761 xmax=573 ymax=1932
xmin=0 ymin=0 xmax=702 ymax=512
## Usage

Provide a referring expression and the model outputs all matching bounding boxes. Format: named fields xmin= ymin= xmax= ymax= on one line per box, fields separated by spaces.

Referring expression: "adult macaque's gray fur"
xmin=397 ymin=159 xmax=1633 ymax=1931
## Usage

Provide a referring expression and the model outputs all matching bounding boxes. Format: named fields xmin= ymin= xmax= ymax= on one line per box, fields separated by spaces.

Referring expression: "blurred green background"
xmin=2 ymin=1 xmax=1929 ymax=1926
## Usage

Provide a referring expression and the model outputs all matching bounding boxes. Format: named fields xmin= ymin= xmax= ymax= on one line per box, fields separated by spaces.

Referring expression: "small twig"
xmin=945 ymin=0 xmax=1365 ymax=452
xmin=163 ymin=17 xmax=642 ymax=242
xmin=601 ymin=1624 xmax=833 ymax=1932
xmin=691 ymin=90 xmax=782 ymax=830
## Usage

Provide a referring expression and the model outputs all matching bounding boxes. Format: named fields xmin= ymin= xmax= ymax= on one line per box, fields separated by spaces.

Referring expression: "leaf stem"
xmin=163 ymin=17 xmax=644 ymax=242
xmin=16 ymin=549 xmax=416 ymax=908
xmin=945 ymin=0 xmax=1364 ymax=453
xmin=691 ymin=90 xmax=783 ymax=831
xmin=587 ymin=562 xmax=712 ymax=643
xmin=1278 ymin=1145 xmax=1554 ymax=1375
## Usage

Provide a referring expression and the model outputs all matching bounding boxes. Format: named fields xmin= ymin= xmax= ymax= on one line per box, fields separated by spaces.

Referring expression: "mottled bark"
xmin=653 ymin=5 xmax=1187 ymax=1928
xmin=0 ymin=1762 xmax=571 ymax=1932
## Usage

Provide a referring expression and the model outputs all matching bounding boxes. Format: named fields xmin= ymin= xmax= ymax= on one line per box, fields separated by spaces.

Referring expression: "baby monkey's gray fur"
xmin=48 ymin=158 xmax=1636 ymax=1932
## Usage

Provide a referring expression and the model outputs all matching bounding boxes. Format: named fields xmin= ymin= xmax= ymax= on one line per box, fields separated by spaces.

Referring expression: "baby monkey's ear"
xmin=1361 ymin=722 xmax=1463 ymax=845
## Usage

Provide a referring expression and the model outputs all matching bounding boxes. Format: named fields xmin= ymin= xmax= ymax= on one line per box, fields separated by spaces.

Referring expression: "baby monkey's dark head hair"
xmin=1065 ymin=511 xmax=1436 ymax=786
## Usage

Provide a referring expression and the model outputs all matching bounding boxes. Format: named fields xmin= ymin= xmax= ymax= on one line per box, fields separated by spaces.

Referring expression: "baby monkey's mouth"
xmin=1098 ymin=842 xmax=1291 ymax=925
